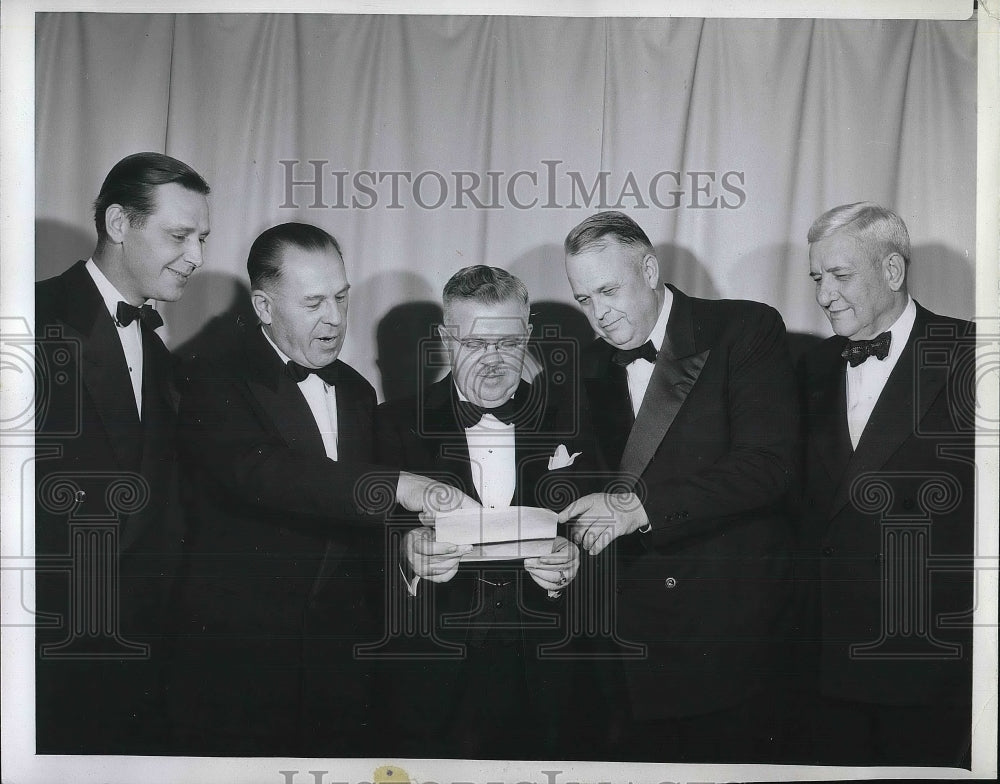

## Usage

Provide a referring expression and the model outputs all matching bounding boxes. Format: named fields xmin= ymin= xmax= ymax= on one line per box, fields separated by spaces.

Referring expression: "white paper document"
xmin=434 ymin=506 xmax=558 ymax=561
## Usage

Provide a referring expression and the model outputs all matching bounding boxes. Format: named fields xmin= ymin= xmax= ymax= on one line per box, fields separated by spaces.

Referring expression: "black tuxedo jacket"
xmin=34 ymin=259 xmax=183 ymax=753
xmin=165 ymin=322 xmax=386 ymax=754
xmin=798 ymin=302 xmax=974 ymax=708
xmin=581 ymin=285 xmax=799 ymax=721
xmin=371 ymin=374 xmax=596 ymax=750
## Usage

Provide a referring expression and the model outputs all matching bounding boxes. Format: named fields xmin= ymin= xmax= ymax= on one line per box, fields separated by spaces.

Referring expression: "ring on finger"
xmin=558 ymin=569 xmax=567 ymax=586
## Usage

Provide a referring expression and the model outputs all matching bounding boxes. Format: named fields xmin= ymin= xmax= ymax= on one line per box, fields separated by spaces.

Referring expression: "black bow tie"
xmin=456 ymin=398 xmax=525 ymax=428
xmin=286 ymin=360 xmax=339 ymax=385
xmin=115 ymin=301 xmax=163 ymax=330
xmin=841 ymin=332 xmax=892 ymax=367
xmin=612 ymin=340 xmax=657 ymax=367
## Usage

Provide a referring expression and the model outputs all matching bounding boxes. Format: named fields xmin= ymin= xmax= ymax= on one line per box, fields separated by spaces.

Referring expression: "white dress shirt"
xmin=85 ymin=259 xmax=145 ymax=418
xmin=625 ymin=286 xmax=674 ymax=416
xmin=401 ymin=386 xmax=517 ymax=596
xmin=458 ymin=387 xmax=516 ymax=509
xmin=261 ymin=328 xmax=339 ymax=460
xmin=845 ymin=297 xmax=916 ymax=449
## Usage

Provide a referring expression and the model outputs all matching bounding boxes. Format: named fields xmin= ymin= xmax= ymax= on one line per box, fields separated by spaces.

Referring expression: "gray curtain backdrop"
xmin=35 ymin=13 xmax=977 ymax=400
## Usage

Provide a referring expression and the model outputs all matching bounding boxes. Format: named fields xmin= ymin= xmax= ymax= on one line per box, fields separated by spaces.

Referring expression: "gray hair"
xmin=807 ymin=202 xmax=911 ymax=266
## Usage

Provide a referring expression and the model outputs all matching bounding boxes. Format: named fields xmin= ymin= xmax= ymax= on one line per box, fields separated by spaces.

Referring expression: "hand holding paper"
xmin=404 ymin=527 xmax=472 ymax=583
xmin=558 ymin=492 xmax=649 ymax=555
xmin=524 ymin=535 xmax=579 ymax=592
xmin=396 ymin=471 xmax=480 ymax=525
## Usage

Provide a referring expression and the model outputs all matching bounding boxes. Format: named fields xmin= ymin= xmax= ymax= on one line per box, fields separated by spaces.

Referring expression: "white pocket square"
xmin=548 ymin=444 xmax=582 ymax=470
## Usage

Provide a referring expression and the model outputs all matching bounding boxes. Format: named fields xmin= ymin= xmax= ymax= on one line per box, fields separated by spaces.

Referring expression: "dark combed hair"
xmin=247 ymin=222 xmax=344 ymax=290
xmin=92 ymin=152 xmax=210 ymax=237
xmin=442 ymin=265 xmax=529 ymax=315
xmin=564 ymin=210 xmax=654 ymax=256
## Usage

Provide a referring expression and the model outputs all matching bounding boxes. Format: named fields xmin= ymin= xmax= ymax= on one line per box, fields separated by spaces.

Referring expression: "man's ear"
xmin=437 ymin=324 xmax=457 ymax=362
xmin=642 ymin=252 xmax=660 ymax=289
xmin=883 ymin=252 xmax=907 ymax=292
xmin=104 ymin=204 xmax=129 ymax=243
xmin=251 ymin=290 xmax=273 ymax=325
xmin=438 ymin=323 xmax=461 ymax=342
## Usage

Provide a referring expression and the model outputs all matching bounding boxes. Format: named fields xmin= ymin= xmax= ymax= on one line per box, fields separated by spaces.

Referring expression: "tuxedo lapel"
xmin=828 ymin=306 xmax=945 ymax=519
xmin=59 ymin=262 xmax=143 ymax=472
xmin=243 ymin=329 xmax=327 ymax=459
xmin=419 ymin=377 xmax=479 ymax=502
xmin=247 ymin=339 xmax=333 ymax=599
xmin=620 ymin=287 xmax=710 ymax=482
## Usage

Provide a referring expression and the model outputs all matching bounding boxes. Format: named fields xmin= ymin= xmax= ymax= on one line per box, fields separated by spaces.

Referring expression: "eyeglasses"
xmin=456 ymin=336 xmax=528 ymax=353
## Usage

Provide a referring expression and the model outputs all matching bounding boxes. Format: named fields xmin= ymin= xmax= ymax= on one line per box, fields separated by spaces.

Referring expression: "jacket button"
xmin=664 ymin=577 xmax=678 ymax=589
xmin=822 ymin=546 xmax=834 ymax=556
xmin=495 ymin=600 xmax=503 ymax=608
xmin=74 ymin=490 xmax=87 ymax=504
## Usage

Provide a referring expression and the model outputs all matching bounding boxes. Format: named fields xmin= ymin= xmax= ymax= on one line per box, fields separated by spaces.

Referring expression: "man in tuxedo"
xmin=796 ymin=202 xmax=974 ymax=767
xmin=373 ymin=265 xmax=591 ymax=759
xmin=557 ymin=210 xmax=799 ymax=762
xmin=165 ymin=222 xmax=471 ymax=756
xmin=34 ymin=152 xmax=211 ymax=754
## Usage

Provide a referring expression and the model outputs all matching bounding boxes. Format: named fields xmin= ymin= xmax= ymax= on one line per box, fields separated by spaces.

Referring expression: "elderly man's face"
xmin=565 ymin=239 xmax=661 ymax=350
xmin=809 ymin=229 xmax=900 ymax=340
xmin=254 ymin=245 xmax=350 ymax=368
xmin=116 ymin=182 xmax=210 ymax=304
xmin=440 ymin=297 xmax=531 ymax=408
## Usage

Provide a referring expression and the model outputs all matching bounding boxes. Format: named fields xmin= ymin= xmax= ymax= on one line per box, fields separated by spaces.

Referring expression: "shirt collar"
xmin=85 ymin=258 xmax=143 ymax=324
xmin=646 ymin=286 xmax=673 ymax=351
xmin=884 ymin=296 xmax=916 ymax=361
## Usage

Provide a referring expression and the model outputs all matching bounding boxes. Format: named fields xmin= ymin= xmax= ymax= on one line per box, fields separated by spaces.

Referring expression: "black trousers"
xmin=623 ymin=687 xmax=788 ymax=764
xmin=793 ymin=694 xmax=972 ymax=768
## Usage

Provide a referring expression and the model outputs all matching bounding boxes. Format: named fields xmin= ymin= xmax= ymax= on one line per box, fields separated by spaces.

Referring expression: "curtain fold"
xmin=35 ymin=13 xmax=977 ymax=399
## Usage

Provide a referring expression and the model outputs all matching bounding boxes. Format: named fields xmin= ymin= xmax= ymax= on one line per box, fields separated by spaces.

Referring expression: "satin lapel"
xmin=828 ymin=309 xmax=944 ymax=518
xmin=420 ymin=377 xmax=480 ymax=502
xmin=619 ymin=288 xmax=710 ymax=482
xmin=64 ymin=268 xmax=143 ymax=472
xmin=243 ymin=330 xmax=327 ymax=459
